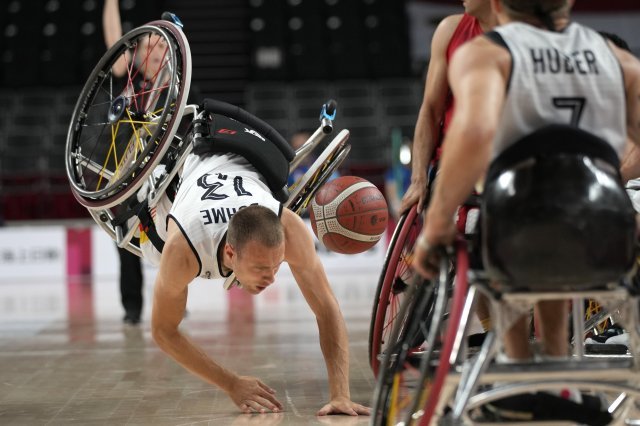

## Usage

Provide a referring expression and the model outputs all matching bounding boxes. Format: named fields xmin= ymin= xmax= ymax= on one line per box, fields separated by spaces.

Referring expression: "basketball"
xmin=309 ymin=176 xmax=388 ymax=254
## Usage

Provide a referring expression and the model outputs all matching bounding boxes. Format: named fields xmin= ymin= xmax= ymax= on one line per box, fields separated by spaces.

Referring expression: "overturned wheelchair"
xmin=64 ymin=18 xmax=350 ymax=289
xmin=372 ymin=125 xmax=640 ymax=425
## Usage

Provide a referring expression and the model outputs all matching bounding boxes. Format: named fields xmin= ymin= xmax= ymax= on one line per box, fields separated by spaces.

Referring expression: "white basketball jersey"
xmin=167 ymin=153 xmax=281 ymax=280
xmin=491 ymin=22 xmax=626 ymax=158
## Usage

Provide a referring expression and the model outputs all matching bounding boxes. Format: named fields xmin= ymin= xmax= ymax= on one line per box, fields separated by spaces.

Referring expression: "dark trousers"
xmin=117 ymin=245 xmax=143 ymax=317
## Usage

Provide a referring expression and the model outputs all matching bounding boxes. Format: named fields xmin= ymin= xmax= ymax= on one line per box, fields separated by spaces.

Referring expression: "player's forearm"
xmin=153 ymin=327 xmax=237 ymax=392
xmin=411 ymin=116 xmax=435 ymax=180
xmin=411 ymin=108 xmax=440 ymax=180
xmin=316 ymin=307 xmax=351 ymax=400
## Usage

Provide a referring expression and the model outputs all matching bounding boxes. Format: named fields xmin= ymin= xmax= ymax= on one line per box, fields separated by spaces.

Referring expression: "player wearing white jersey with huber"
xmin=140 ymin=146 xmax=370 ymax=416
xmin=412 ymin=0 xmax=640 ymax=421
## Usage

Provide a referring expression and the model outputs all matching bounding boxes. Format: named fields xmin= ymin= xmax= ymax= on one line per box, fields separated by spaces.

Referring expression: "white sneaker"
xmin=605 ymin=332 xmax=629 ymax=346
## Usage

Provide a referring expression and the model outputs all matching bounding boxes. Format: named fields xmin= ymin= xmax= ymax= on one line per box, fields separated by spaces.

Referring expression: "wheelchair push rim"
xmin=66 ymin=21 xmax=191 ymax=210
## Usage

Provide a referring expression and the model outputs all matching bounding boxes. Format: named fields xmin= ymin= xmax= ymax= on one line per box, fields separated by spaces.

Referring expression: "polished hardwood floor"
xmin=0 ymin=258 xmax=380 ymax=425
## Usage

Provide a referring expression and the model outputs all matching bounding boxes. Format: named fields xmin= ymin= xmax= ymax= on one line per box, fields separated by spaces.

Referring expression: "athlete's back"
xmin=491 ymin=22 xmax=626 ymax=158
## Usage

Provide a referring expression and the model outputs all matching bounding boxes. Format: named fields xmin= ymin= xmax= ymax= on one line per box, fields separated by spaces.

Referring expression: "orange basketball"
xmin=309 ymin=176 xmax=388 ymax=254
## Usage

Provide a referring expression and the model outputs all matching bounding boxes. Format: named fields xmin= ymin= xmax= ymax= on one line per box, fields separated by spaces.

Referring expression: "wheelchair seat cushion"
xmin=482 ymin=125 xmax=636 ymax=291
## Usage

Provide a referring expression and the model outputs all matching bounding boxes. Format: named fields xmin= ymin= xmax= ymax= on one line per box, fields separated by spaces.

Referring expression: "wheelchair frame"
xmin=370 ymin=141 xmax=640 ymax=425
xmin=372 ymin=233 xmax=640 ymax=425
xmin=65 ymin=19 xmax=351 ymax=271
xmin=371 ymin=212 xmax=640 ymax=425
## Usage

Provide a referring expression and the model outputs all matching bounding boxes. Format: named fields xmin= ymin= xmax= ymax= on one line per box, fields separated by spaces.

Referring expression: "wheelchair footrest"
xmin=475 ymin=358 xmax=635 ymax=383
xmin=585 ymin=343 xmax=628 ymax=355
xmin=476 ymin=391 xmax=611 ymax=425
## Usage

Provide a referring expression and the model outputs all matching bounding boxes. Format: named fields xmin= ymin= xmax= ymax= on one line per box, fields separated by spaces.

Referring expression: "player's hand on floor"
xmin=316 ymin=397 xmax=371 ymax=416
xmin=229 ymin=375 xmax=283 ymax=413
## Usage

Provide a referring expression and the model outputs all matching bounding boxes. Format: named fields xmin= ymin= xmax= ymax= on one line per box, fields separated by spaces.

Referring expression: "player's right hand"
xmin=229 ymin=375 xmax=283 ymax=414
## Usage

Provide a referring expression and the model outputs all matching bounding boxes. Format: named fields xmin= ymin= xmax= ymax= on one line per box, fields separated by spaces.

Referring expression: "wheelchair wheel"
xmin=372 ymin=256 xmax=453 ymax=426
xmin=287 ymin=129 xmax=351 ymax=214
xmin=584 ymin=299 xmax=613 ymax=334
xmin=371 ymin=278 xmax=427 ymax=426
xmin=66 ymin=20 xmax=191 ymax=210
xmin=414 ymin=242 xmax=470 ymax=426
xmin=369 ymin=205 xmax=423 ymax=376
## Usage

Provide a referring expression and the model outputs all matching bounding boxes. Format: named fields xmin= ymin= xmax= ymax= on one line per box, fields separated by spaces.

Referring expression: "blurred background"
xmin=0 ymin=4 xmax=638 ymax=420
xmin=0 ymin=0 xmax=639 ymax=222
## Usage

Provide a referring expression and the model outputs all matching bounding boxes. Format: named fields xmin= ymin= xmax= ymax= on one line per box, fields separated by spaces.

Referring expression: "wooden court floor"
xmin=0 ymin=262 xmax=379 ymax=425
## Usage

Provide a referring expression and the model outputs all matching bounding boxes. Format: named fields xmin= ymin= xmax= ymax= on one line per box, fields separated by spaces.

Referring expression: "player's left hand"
xmin=316 ymin=397 xmax=371 ymax=416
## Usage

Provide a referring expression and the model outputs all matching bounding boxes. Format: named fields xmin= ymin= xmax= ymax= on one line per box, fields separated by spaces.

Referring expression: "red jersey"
xmin=434 ymin=13 xmax=483 ymax=161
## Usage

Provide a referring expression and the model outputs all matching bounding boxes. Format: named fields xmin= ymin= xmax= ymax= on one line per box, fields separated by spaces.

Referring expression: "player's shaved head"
xmin=227 ymin=205 xmax=283 ymax=254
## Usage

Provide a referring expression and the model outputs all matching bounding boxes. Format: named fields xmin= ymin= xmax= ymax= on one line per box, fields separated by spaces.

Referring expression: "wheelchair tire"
xmin=371 ymin=277 xmax=428 ymax=426
xmin=372 ymin=263 xmax=451 ymax=426
xmin=369 ymin=205 xmax=423 ymax=376
xmin=66 ymin=21 xmax=191 ymax=210
xmin=415 ymin=242 xmax=470 ymax=426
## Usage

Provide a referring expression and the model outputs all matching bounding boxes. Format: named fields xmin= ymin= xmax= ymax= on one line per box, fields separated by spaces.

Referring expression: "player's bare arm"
xmin=614 ymin=44 xmax=640 ymax=149
xmin=431 ymin=39 xmax=507 ymax=224
xmin=280 ymin=209 xmax=370 ymax=416
xmin=613 ymin=43 xmax=640 ymax=180
xmin=402 ymin=14 xmax=463 ymax=214
xmin=621 ymin=141 xmax=640 ymax=182
xmin=152 ymin=219 xmax=283 ymax=413
xmin=102 ymin=0 xmax=128 ymax=77
xmin=415 ymin=38 xmax=508 ymax=278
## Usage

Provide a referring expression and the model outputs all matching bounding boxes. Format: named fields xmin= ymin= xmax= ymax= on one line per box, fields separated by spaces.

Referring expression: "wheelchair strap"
xmin=136 ymin=199 xmax=166 ymax=253
xmin=109 ymin=197 xmax=166 ymax=253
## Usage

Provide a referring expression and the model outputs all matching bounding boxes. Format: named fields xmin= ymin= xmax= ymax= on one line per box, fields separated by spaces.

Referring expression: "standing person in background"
xmin=102 ymin=0 xmax=164 ymax=324
xmin=117 ymin=245 xmax=143 ymax=324
xmin=401 ymin=0 xmax=497 ymax=213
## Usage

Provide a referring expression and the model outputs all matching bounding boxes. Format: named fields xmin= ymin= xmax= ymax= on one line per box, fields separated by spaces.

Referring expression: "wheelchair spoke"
xmin=71 ymin=151 xmax=115 ymax=181
xmin=67 ymin=21 xmax=191 ymax=207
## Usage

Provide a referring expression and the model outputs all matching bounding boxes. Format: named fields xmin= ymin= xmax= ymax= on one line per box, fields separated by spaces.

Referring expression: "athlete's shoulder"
xmin=433 ymin=13 xmax=465 ymax=44
xmin=438 ymin=13 xmax=465 ymax=30
xmin=450 ymin=33 xmax=511 ymax=79
xmin=162 ymin=217 xmax=201 ymax=280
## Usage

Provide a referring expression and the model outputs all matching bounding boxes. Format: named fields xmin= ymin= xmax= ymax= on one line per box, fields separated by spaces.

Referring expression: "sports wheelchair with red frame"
xmin=370 ymin=125 xmax=640 ymax=425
